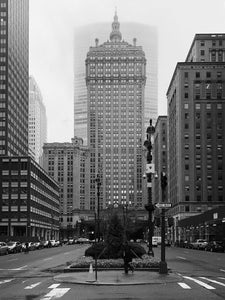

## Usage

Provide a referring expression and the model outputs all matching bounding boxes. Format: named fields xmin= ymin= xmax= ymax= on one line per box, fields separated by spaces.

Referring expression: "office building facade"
xmin=29 ymin=76 xmax=47 ymax=164
xmin=0 ymin=156 xmax=60 ymax=240
xmin=167 ymin=34 xmax=225 ymax=241
xmin=42 ymin=137 xmax=90 ymax=238
xmin=74 ymin=21 xmax=158 ymax=145
xmin=86 ymin=13 xmax=146 ymax=211
xmin=0 ymin=0 xmax=29 ymax=156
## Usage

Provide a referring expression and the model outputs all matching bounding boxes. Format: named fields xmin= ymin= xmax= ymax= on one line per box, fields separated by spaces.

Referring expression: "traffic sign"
xmin=155 ymin=203 xmax=172 ymax=209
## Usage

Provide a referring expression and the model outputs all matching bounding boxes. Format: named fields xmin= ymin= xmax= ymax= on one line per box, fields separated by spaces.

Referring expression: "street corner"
xmin=53 ymin=270 xmax=183 ymax=286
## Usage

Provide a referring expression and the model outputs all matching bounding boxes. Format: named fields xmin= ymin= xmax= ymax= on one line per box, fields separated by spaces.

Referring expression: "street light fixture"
xmin=143 ymin=119 xmax=155 ymax=257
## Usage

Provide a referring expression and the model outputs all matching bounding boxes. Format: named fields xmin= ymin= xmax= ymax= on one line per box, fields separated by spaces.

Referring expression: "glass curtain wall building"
xmin=0 ymin=0 xmax=29 ymax=156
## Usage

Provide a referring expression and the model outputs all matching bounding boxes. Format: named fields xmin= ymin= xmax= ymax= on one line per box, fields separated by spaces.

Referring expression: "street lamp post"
xmin=144 ymin=119 xmax=155 ymax=257
xmin=95 ymin=174 xmax=101 ymax=242
xmin=94 ymin=174 xmax=101 ymax=282
xmin=159 ymin=172 xmax=168 ymax=274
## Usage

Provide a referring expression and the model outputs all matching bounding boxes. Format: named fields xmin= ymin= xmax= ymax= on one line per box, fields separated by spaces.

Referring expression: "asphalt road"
xmin=1 ymin=244 xmax=225 ymax=299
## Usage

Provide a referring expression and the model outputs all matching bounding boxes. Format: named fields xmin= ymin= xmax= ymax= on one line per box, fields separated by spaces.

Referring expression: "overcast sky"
xmin=29 ymin=0 xmax=225 ymax=143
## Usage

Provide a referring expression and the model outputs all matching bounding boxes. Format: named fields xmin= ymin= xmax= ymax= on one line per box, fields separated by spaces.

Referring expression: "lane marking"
xmin=218 ymin=277 xmax=225 ymax=280
xmin=43 ymin=257 xmax=53 ymax=261
xmin=178 ymin=282 xmax=191 ymax=289
xmin=0 ymin=279 xmax=14 ymax=284
xmin=48 ymin=284 xmax=60 ymax=289
xmin=220 ymin=269 xmax=225 ymax=272
xmin=0 ymin=265 xmax=28 ymax=271
xmin=24 ymin=282 xmax=41 ymax=289
xmin=40 ymin=288 xmax=70 ymax=300
xmin=177 ymin=256 xmax=187 ymax=260
xmin=183 ymin=276 xmax=215 ymax=290
xmin=8 ymin=258 xmax=18 ymax=262
xmin=199 ymin=277 xmax=225 ymax=287
xmin=63 ymin=252 xmax=70 ymax=255
xmin=14 ymin=265 xmax=28 ymax=270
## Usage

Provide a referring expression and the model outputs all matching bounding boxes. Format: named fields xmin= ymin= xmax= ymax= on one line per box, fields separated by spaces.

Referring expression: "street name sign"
xmin=155 ymin=203 xmax=172 ymax=209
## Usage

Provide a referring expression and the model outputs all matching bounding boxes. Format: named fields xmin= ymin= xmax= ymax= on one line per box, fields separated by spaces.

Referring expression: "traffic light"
xmin=167 ymin=217 xmax=174 ymax=227
xmin=155 ymin=217 xmax=161 ymax=227
xmin=161 ymin=172 xmax=167 ymax=189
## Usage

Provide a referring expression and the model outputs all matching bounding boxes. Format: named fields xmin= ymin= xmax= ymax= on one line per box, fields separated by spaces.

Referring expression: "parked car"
xmin=54 ymin=240 xmax=61 ymax=247
xmin=7 ymin=241 xmax=22 ymax=253
xmin=43 ymin=241 xmax=52 ymax=248
xmin=165 ymin=240 xmax=171 ymax=247
xmin=190 ymin=239 xmax=208 ymax=250
xmin=34 ymin=241 xmax=45 ymax=250
xmin=205 ymin=241 xmax=225 ymax=252
xmin=49 ymin=240 xmax=60 ymax=247
xmin=67 ymin=238 xmax=74 ymax=245
xmin=0 ymin=242 xmax=9 ymax=255
xmin=76 ymin=237 xmax=90 ymax=244
xmin=28 ymin=242 xmax=36 ymax=251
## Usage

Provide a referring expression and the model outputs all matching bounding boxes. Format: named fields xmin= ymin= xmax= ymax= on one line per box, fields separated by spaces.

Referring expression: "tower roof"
xmin=109 ymin=10 xmax=122 ymax=42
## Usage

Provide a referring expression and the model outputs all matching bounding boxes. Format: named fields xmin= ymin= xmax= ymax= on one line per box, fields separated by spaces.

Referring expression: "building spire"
xmin=110 ymin=9 xmax=122 ymax=42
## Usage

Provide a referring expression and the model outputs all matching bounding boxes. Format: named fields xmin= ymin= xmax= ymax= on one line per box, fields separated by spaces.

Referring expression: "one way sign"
xmin=155 ymin=203 xmax=172 ymax=209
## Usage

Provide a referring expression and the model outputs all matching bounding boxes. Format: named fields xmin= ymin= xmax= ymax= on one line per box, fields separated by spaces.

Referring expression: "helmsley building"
xmin=86 ymin=12 xmax=148 ymax=213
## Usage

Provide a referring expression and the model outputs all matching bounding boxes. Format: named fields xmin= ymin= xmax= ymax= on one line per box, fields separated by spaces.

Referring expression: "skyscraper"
xmin=86 ymin=12 xmax=146 ymax=210
xmin=0 ymin=0 xmax=29 ymax=156
xmin=0 ymin=0 xmax=60 ymax=239
xmin=167 ymin=34 xmax=225 ymax=241
xmin=74 ymin=21 xmax=158 ymax=145
xmin=29 ymin=76 xmax=47 ymax=164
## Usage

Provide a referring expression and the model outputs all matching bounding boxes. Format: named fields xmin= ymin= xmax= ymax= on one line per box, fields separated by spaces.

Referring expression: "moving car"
xmin=0 ymin=242 xmax=9 ymax=255
xmin=7 ymin=241 xmax=22 ymax=253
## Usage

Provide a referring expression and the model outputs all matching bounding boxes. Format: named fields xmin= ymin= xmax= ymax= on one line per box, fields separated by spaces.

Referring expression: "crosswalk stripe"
xmin=199 ymin=277 xmax=225 ymax=287
xmin=24 ymin=282 xmax=41 ymax=289
xmin=0 ymin=279 xmax=14 ymax=285
xmin=48 ymin=284 xmax=61 ymax=289
xmin=178 ymin=282 xmax=191 ymax=289
xmin=40 ymin=288 xmax=70 ymax=300
xmin=183 ymin=276 xmax=215 ymax=289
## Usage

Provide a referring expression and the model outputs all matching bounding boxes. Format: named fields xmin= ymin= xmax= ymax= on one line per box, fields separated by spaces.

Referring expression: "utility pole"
xmin=159 ymin=172 xmax=168 ymax=274
xmin=144 ymin=119 xmax=155 ymax=257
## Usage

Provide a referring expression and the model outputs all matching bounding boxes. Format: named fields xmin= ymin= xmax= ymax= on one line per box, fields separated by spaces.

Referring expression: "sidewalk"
xmin=54 ymin=270 xmax=181 ymax=286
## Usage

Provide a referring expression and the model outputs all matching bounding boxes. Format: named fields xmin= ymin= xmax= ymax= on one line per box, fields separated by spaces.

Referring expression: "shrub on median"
xmin=69 ymin=254 xmax=159 ymax=269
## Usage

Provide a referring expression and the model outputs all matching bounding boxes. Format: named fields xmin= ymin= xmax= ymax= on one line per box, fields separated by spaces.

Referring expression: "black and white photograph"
xmin=0 ymin=0 xmax=225 ymax=299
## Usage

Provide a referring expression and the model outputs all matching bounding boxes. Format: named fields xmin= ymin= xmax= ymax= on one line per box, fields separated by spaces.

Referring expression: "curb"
xmin=54 ymin=270 xmax=180 ymax=286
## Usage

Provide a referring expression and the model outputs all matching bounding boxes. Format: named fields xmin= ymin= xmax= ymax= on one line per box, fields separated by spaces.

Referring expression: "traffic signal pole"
xmin=144 ymin=119 xmax=155 ymax=257
xmin=159 ymin=172 xmax=168 ymax=274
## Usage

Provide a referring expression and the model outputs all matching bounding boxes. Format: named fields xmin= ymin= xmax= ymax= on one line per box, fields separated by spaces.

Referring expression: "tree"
xmin=105 ymin=212 xmax=124 ymax=258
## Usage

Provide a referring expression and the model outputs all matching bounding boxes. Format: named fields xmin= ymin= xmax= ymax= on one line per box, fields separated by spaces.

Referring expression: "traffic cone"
xmin=86 ymin=263 xmax=95 ymax=282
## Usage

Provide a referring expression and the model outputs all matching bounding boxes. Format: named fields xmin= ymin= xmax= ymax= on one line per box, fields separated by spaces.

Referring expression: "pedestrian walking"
xmin=25 ymin=242 xmax=29 ymax=254
xmin=123 ymin=242 xmax=134 ymax=274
